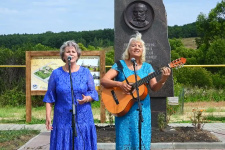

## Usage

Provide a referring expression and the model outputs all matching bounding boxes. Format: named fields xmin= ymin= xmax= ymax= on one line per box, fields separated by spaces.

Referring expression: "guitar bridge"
xmin=111 ymin=90 xmax=119 ymax=105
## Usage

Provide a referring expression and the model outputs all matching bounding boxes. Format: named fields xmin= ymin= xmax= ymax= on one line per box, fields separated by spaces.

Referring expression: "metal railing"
xmin=0 ymin=65 xmax=26 ymax=67
xmin=1 ymin=64 xmax=225 ymax=68
xmin=105 ymin=64 xmax=225 ymax=68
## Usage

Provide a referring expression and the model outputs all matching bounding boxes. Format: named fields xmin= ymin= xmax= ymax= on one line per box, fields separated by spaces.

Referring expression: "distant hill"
xmin=0 ymin=22 xmax=197 ymax=49
xmin=168 ymin=22 xmax=197 ymax=39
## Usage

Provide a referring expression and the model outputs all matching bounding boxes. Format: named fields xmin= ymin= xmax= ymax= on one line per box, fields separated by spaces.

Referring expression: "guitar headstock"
xmin=168 ymin=57 xmax=186 ymax=69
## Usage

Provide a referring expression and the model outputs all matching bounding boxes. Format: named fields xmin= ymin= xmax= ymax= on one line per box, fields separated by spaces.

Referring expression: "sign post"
xmin=26 ymin=51 xmax=105 ymax=123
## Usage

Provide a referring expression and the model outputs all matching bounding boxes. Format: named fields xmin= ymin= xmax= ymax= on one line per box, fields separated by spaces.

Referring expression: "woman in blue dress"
xmin=101 ymin=32 xmax=171 ymax=149
xmin=43 ymin=40 xmax=98 ymax=150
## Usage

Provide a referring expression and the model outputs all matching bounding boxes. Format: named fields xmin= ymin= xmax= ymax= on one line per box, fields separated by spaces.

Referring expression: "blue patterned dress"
xmin=43 ymin=66 xmax=98 ymax=150
xmin=112 ymin=60 xmax=154 ymax=150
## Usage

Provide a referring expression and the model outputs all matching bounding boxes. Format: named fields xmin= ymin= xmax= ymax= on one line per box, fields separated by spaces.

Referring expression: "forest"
xmin=0 ymin=1 xmax=224 ymax=106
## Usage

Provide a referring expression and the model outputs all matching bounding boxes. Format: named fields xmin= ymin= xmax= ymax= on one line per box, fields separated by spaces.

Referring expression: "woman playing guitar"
xmin=100 ymin=31 xmax=171 ymax=150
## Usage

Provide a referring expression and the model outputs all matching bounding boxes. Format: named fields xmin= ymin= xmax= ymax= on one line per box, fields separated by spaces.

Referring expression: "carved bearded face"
xmin=133 ymin=3 xmax=147 ymax=22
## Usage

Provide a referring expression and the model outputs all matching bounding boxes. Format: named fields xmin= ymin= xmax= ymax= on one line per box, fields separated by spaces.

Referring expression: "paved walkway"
xmin=0 ymin=123 xmax=224 ymax=150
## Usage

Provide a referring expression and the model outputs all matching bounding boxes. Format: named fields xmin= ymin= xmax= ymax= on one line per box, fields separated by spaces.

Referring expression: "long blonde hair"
xmin=122 ymin=32 xmax=146 ymax=63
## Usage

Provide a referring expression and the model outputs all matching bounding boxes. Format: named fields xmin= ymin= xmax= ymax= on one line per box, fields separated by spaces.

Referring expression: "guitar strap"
xmin=116 ymin=60 xmax=135 ymax=99
xmin=116 ymin=60 xmax=129 ymax=84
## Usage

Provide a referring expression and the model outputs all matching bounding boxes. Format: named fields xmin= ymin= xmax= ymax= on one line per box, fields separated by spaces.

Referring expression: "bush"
xmin=173 ymin=67 xmax=213 ymax=88
xmin=212 ymin=74 xmax=225 ymax=89
xmin=32 ymin=96 xmax=45 ymax=107
xmin=157 ymin=112 xmax=166 ymax=131
xmin=0 ymin=86 xmax=25 ymax=106
xmin=183 ymin=86 xmax=225 ymax=102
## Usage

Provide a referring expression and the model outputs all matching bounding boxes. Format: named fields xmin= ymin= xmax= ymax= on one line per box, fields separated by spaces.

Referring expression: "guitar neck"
xmin=130 ymin=57 xmax=186 ymax=89
xmin=132 ymin=69 xmax=162 ymax=89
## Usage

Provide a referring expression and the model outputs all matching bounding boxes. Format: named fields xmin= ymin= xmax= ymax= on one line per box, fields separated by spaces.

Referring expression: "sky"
xmin=0 ymin=0 xmax=222 ymax=35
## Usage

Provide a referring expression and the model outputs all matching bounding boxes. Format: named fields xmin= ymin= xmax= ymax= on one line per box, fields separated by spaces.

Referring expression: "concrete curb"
xmin=17 ymin=132 xmax=225 ymax=150
xmin=151 ymin=142 xmax=225 ymax=149
xmin=97 ymin=142 xmax=225 ymax=149
xmin=1 ymin=123 xmax=225 ymax=149
xmin=18 ymin=134 xmax=40 ymax=150
xmin=18 ymin=132 xmax=50 ymax=150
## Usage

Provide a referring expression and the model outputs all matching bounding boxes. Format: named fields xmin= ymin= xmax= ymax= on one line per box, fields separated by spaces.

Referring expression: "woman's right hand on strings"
xmin=119 ymin=82 xmax=132 ymax=94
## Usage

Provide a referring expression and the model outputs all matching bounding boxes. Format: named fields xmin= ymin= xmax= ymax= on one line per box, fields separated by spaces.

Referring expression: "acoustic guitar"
xmin=102 ymin=57 xmax=186 ymax=117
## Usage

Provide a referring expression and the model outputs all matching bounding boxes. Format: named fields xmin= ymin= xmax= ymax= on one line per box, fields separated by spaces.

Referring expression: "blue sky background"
xmin=0 ymin=0 xmax=221 ymax=35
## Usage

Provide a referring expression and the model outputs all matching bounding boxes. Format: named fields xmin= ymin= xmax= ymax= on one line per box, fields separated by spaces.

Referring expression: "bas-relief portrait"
xmin=124 ymin=1 xmax=154 ymax=31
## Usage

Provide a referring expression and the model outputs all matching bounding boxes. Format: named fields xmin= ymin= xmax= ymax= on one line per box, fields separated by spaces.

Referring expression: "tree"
xmin=196 ymin=0 xmax=225 ymax=68
xmin=169 ymin=38 xmax=183 ymax=50
xmin=205 ymin=39 xmax=225 ymax=73
xmin=105 ymin=50 xmax=114 ymax=66
xmin=196 ymin=0 xmax=225 ymax=48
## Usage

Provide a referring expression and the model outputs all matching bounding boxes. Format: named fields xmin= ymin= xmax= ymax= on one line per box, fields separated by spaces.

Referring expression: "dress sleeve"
xmin=111 ymin=62 xmax=118 ymax=71
xmin=43 ymin=70 xmax=56 ymax=103
xmin=148 ymin=63 xmax=155 ymax=74
xmin=86 ymin=69 xmax=99 ymax=101
xmin=144 ymin=62 xmax=155 ymax=74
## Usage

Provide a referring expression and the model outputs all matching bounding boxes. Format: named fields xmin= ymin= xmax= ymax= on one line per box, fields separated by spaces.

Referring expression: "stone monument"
xmin=114 ymin=0 xmax=174 ymax=127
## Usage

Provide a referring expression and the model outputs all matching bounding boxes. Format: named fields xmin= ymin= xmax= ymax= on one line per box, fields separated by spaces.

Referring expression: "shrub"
xmin=184 ymin=86 xmax=225 ymax=102
xmin=32 ymin=96 xmax=45 ymax=107
xmin=189 ymin=109 xmax=206 ymax=130
xmin=212 ymin=73 xmax=225 ymax=89
xmin=157 ymin=112 xmax=166 ymax=131
xmin=173 ymin=67 xmax=213 ymax=88
xmin=0 ymin=86 xmax=25 ymax=106
xmin=166 ymin=105 xmax=179 ymax=124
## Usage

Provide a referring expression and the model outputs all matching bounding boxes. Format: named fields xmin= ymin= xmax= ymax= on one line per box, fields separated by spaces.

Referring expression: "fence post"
xmin=180 ymin=87 xmax=185 ymax=114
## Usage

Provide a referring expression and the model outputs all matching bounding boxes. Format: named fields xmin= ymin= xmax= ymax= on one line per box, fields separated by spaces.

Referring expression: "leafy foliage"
xmin=0 ymin=86 xmax=26 ymax=106
xmin=196 ymin=0 xmax=225 ymax=48
xmin=173 ymin=67 xmax=213 ymax=88
xmin=105 ymin=49 xmax=114 ymax=66
xmin=168 ymin=22 xmax=197 ymax=38
xmin=183 ymin=86 xmax=225 ymax=102
xmin=157 ymin=112 xmax=166 ymax=131
xmin=0 ymin=1 xmax=225 ymax=107
xmin=0 ymin=29 xmax=114 ymax=49
xmin=189 ymin=109 xmax=206 ymax=130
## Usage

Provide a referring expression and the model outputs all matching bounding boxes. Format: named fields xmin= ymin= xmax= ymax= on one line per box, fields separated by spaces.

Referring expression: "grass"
xmin=180 ymin=87 xmax=225 ymax=102
xmin=0 ymin=103 xmax=224 ymax=149
xmin=181 ymin=37 xmax=197 ymax=49
xmin=0 ymin=105 xmax=102 ymax=149
xmin=0 ymin=106 xmax=47 ymax=124
xmin=206 ymin=116 xmax=225 ymax=122
xmin=0 ymin=103 xmax=103 ymax=124
xmin=0 ymin=90 xmax=224 ymax=149
xmin=0 ymin=129 xmax=40 ymax=150
xmin=206 ymin=107 xmax=218 ymax=113
xmin=0 ymin=101 xmax=224 ymax=124
xmin=169 ymin=101 xmax=225 ymax=123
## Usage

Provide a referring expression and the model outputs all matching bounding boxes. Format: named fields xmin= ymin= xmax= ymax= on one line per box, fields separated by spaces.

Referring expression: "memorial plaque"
xmin=114 ymin=0 xmax=174 ymax=127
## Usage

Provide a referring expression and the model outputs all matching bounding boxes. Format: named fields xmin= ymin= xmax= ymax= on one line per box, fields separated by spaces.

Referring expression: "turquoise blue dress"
xmin=112 ymin=60 xmax=154 ymax=150
xmin=43 ymin=66 xmax=98 ymax=150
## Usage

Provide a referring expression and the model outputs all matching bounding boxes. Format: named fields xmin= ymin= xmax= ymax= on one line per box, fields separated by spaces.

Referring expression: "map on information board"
xmin=31 ymin=56 xmax=100 ymax=91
